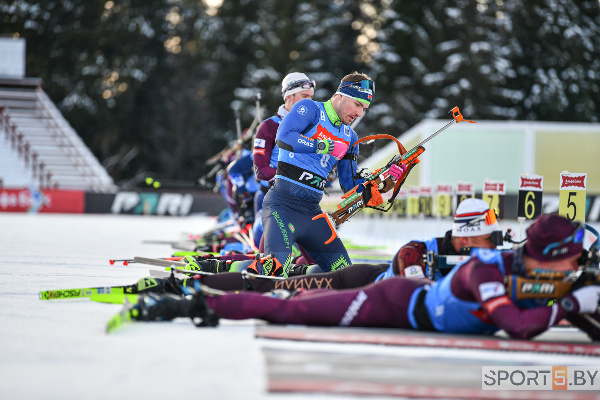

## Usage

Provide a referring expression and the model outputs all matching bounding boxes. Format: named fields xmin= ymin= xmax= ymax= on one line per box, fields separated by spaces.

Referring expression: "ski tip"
xmin=109 ymin=260 xmax=115 ymax=265
xmin=106 ymin=300 xmax=138 ymax=334
xmin=123 ymin=261 xmax=129 ymax=266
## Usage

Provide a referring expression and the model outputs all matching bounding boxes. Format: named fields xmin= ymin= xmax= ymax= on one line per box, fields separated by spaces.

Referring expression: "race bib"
xmin=478 ymin=281 xmax=506 ymax=302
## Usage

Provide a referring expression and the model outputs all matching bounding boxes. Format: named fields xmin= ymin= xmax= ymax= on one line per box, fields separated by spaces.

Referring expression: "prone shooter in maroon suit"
xmin=130 ymin=214 xmax=600 ymax=341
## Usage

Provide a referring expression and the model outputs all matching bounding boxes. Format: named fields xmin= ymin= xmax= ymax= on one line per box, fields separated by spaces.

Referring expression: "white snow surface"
xmin=0 ymin=212 xmax=598 ymax=400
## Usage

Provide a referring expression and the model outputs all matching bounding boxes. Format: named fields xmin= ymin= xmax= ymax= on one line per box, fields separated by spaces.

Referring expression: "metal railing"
xmin=0 ymin=78 xmax=117 ymax=192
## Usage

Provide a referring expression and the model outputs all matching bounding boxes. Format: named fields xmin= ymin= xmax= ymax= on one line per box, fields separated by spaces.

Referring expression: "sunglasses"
xmin=339 ymin=79 xmax=375 ymax=94
xmin=460 ymin=208 xmax=498 ymax=228
xmin=542 ymin=222 xmax=585 ymax=255
xmin=282 ymin=79 xmax=316 ymax=95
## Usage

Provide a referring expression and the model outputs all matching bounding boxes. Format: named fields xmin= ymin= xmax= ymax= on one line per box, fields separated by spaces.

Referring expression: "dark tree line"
xmin=1 ymin=0 xmax=598 ymax=185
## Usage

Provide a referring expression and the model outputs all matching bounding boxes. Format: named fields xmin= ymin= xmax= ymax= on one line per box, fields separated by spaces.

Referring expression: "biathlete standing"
xmin=259 ymin=72 xmax=405 ymax=277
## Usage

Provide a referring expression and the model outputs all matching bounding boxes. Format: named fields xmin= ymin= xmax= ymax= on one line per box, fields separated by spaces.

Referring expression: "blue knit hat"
xmin=336 ymin=79 xmax=375 ymax=105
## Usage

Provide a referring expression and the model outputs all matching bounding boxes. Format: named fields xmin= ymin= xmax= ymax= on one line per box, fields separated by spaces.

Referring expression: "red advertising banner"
xmin=483 ymin=179 xmax=506 ymax=195
xmin=0 ymin=188 xmax=85 ymax=213
xmin=456 ymin=182 xmax=475 ymax=195
xmin=519 ymin=175 xmax=543 ymax=191
xmin=560 ymin=174 xmax=587 ymax=189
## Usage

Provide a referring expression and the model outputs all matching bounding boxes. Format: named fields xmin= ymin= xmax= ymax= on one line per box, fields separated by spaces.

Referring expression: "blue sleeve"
xmin=276 ymin=99 xmax=320 ymax=153
xmin=227 ymin=153 xmax=254 ymax=189
xmin=337 ymin=129 xmax=365 ymax=193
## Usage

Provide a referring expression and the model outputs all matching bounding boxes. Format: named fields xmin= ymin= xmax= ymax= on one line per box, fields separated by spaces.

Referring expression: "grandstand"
xmin=0 ymin=77 xmax=116 ymax=192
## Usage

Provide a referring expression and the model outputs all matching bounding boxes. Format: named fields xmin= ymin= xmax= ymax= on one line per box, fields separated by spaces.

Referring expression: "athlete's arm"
xmin=337 ymin=130 xmax=364 ymax=192
xmin=464 ymin=264 xmax=568 ymax=339
xmin=227 ymin=153 xmax=254 ymax=190
xmin=393 ymin=241 xmax=427 ymax=276
xmin=253 ymin=119 xmax=278 ymax=181
xmin=336 ymin=152 xmax=362 ymax=192
xmin=275 ymin=99 xmax=320 ymax=153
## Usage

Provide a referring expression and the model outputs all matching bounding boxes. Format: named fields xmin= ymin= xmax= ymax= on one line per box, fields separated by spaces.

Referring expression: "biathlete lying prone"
xmin=127 ymin=214 xmax=600 ymax=341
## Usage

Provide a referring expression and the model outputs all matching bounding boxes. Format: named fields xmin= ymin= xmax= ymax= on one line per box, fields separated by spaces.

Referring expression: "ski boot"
xmin=182 ymin=255 xmax=231 ymax=274
xmin=120 ymin=276 xmax=186 ymax=296
xmin=245 ymin=259 xmax=262 ymax=275
xmin=132 ymin=292 xmax=191 ymax=321
xmin=188 ymin=286 xmax=220 ymax=327
xmin=287 ymin=264 xmax=313 ymax=277
xmin=266 ymin=258 xmax=285 ymax=277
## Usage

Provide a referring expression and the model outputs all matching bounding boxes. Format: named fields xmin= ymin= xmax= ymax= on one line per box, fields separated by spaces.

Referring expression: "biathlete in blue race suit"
xmin=252 ymin=73 xmax=316 ymax=250
xmin=259 ymin=72 xmax=405 ymax=277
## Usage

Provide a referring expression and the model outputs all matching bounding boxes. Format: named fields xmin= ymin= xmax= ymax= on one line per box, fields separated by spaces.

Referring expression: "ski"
xmin=39 ymin=286 xmax=125 ymax=300
xmin=164 ymin=265 xmax=283 ymax=281
xmin=91 ymin=292 xmax=138 ymax=305
xmin=39 ymin=276 xmax=172 ymax=301
xmin=189 ymin=218 xmax=236 ymax=239
xmin=138 ymin=258 xmax=284 ymax=282
xmin=133 ymin=256 xmax=188 ymax=268
xmin=109 ymin=256 xmax=185 ymax=266
xmin=149 ymin=269 xmax=172 ymax=279
xmin=106 ymin=298 xmax=137 ymax=333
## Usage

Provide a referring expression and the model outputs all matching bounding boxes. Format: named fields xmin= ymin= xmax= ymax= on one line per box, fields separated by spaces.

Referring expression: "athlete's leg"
xmin=261 ymin=191 xmax=297 ymax=275
xmin=192 ymin=272 xmax=277 ymax=292
xmin=302 ymin=235 xmax=352 ymax=273
xmin=254 ymin=189 xmax=265 ymax=215
xmin=336 ymin=263 xmax=389 ymax=288
xmin=204 ymin=277 xmax=424 ymax=328
xmin=294 ymin=206 xmax=351 ymax=272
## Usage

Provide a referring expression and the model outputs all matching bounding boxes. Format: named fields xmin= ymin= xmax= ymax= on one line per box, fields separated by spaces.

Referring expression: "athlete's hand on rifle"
xmin=560 ymin=268 xmax=600 ymax=313
xmin=388 ymin=163 xmax=406 ymax=181
xmin=562 ymin=285 xmax=600 ymax=314
xmin=316 ymin=139 xmax=349 ymax=160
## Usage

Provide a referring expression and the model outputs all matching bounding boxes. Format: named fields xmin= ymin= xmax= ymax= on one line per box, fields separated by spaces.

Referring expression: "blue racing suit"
xmin=407 ymin=248 xmax=547 ymax=335
xmin=261 ymin=99 xmax=363 ymax=277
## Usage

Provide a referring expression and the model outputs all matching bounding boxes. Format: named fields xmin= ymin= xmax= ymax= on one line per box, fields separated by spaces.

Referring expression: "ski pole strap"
xmin=351 ymin=134 xmax=407 ymax=156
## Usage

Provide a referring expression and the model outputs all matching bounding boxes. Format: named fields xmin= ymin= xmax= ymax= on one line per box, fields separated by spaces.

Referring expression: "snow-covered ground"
xmin=0 ymin=212 xmax=598 ymax=400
